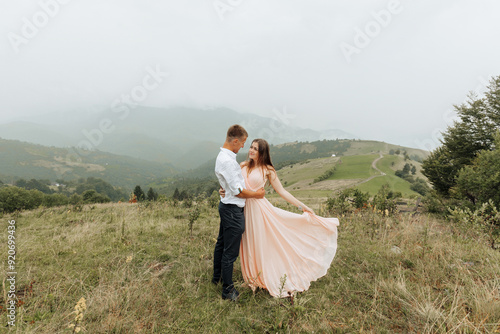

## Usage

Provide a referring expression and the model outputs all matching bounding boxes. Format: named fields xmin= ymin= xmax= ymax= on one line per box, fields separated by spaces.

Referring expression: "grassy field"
xmin=275 ymin=153 xmax=424 ymax=198
xmin=356 ymin=175 xmax=417 ymax=198
xmin=344 ymin=141 xmax=388 ymax=155
xmin=355 ymin=155 xmax=420 ymax=197
xmin=344 ymin=140 xmax=429 ymax=161
xmin=277 ymin=157 xmax=339 ymax=188
xmin=330 ymin=154 xmax=379 ymax=180
xmin=1 ymin=201 xmax=499 ymax=333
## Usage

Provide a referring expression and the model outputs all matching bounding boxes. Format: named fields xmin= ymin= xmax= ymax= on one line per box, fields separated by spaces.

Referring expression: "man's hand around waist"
xmin=236 ymin=187 xmax=265 ymax=199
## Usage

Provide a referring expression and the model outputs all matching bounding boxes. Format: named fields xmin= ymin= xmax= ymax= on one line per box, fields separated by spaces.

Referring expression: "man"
xmin=213 ymin=124 xmax=265 ymax=301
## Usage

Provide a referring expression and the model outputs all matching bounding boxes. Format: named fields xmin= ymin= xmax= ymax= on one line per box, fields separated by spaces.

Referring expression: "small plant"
xmin=68 ymin=297 xmax=86 ymax=333
xmin=128 ymin=193 xmax=138 ymax=204
xmin=183 ymin=196 xmax=193 ymax=208
xmin=121 ymin=218 xmax=126 ymax=240
xmin=208 ymin=190 xmax=220 ymax=209
xmin=371 ymin=184 xmax=400 ymax=216
xmin=188 ymin=206 xmax=200 ymax=237
xmin=278 ymin=274 xmax=287 ymax=299
xmin=325 ymin=188 xmax=370 ymax=215
xmin=72 ymin=203 xmax=83 ymax=212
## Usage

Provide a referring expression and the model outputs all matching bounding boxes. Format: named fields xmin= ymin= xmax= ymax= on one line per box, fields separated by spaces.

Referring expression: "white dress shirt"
xmin=215 ymin=147 xmax=246 ymax=208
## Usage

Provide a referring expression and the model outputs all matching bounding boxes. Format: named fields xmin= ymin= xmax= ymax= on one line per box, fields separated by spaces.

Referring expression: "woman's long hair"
xmin=246 ymin=139 xmax=275 ymax=180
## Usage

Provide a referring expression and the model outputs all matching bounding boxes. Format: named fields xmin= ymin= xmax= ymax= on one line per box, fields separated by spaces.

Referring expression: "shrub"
xmin=208 ymin=190 xmax=220 ymax=208
xmin=422 ymin=191 xmax=447 ymax=214
xmin=371 ymin=184 xmax=400 ymax=216
xmin=82 ymin=190 xmax=111 ymax=204
xmin=410 ymin=178 xmax=430 ymax=196
xmin=0 ymin=186 xmax=44 ymax=213
xmin=313 ymin=166 xmax=337 ymax=183
xmin=448 ymin=200 xmax=500 ymax=249
xmin=43 ymin=193 xmax=69 ymax=207
xmin=69 ymin=194 xmax=83 ymax=205
xmin=325 ymin=188 xmax=370 ymax=215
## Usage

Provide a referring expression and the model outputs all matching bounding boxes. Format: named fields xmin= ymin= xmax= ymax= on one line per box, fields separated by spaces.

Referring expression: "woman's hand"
xmin=219 ymin=187 xmax=226 ymax=198
xmin=300 ymin=205 xmax=315 ymax=215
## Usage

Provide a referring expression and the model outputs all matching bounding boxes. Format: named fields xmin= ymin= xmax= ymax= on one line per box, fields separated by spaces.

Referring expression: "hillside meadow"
xmin=1 ymin=199 xmax=499 ymax=333
xmin=276 ymin=152 xmax=422 ymax=199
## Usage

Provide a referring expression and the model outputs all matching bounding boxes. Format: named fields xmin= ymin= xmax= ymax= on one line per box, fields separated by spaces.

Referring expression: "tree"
xmin=410 ymin=165 xmax=417 ymax=175
xmin=410 ymin=178 xmax=430 ymax=196
xmin=0 ymin=186 xmax=44 ymax=213
xmin=422 ymin=76 xmax=500 ymax=195
xmin=133 ymin=185 xmax=145 ymax=201
xmin=15 ymin=179 xmax=27 ymax=188
xmin=452 ymin=132 xmax=500 ymax=207
xmin=402 ymin=163 xmax=411 ymax=175
xmin=75 ymin=177 xmax=127 ymax=201
xmin=179 ymin=190 xmax=189 ymax=201
xmin=173 ymin=188 xmax=180 ymax=200
xmin=421 ymin=147 xmax=456 ymax=195
xmin=395 ymin=163 xmax=413 ymax=180
xmin=15 ymin=178 xmax=53 ymax=194
xmin=82 ymin=190 xmax=111 ymax=203
xmin=147 ymin=187 xmax=158 ymax=201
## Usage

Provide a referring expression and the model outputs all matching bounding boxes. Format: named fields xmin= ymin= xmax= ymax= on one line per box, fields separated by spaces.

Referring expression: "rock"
xmin=391 ymin=246 xmax=402 ymax=254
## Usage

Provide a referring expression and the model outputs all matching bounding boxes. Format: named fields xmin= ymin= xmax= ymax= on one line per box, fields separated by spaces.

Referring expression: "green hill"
xmin=355 ymin=155 xmax=425 ymax=196
xmin=344 ymin=140 xmax=429 ymax=160
xmin=272 ymin=152 xmax=425 ymax=200
xmin=0 ymin=138 xmax=177 ymax=190
xmin=151 ymin=139 xmax=429 ymax=199
xmin=0 ymin=137 xmax=429 ymax=199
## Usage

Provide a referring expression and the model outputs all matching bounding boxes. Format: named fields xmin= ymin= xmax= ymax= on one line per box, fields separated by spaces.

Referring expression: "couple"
xmin=213 ymin=124 xmax=339 ymax=301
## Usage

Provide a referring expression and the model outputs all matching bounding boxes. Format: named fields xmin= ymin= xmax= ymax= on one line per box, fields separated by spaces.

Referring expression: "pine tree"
xmin=173 ymin=188 xmax=180 ymax=200
xmin=133 ymin=185 xmax=145 ymax=201
xmin=147 ymin=187 xmax=158 ymax=201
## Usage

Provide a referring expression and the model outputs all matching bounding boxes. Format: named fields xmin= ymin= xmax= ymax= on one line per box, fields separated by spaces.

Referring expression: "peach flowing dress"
xmin=240 ymin=166 xmax=339 ymax=298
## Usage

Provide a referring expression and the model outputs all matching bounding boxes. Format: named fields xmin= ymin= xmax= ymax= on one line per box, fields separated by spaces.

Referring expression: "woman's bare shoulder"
xmin=265 ymin=165 xmax=277 ymax=177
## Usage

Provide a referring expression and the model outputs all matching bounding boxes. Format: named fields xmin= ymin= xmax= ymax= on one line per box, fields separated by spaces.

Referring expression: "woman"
xmin=221 ymin=138 xmax=339 ymax=298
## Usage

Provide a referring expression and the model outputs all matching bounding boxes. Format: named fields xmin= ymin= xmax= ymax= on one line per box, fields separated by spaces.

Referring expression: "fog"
xmin=1 ymin=0 xmax=499 ymax=150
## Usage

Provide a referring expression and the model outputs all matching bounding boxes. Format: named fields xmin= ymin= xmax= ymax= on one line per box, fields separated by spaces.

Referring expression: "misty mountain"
xmin=0 ymin=106 xmax=356 ymax=169
xmin=0 ymin=138 xmax=177 ymax=189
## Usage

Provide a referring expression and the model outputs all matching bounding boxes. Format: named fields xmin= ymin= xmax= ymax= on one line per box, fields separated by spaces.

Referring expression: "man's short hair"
xmin=226 ymin=124 xmax=248 ymax=141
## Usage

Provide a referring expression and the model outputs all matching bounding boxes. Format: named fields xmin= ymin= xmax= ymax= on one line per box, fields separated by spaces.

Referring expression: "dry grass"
xmin=1 ymin=202 xmax=499 ymax=333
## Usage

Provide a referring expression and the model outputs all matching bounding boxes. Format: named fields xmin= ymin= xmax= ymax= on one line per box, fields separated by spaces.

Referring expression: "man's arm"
xmin=236 ymin=188 xmax=265 ymax=199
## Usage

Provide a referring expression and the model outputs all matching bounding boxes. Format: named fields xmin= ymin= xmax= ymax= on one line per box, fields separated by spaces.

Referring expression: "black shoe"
xmin=211 ymin=277 xmax=220 ymax=285
xmin=222 ymin=288 xmax=239 ymax=302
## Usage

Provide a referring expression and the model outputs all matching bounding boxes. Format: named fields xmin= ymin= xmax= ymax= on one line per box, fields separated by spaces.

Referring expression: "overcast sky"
xmin=1 ymin=0 xmax=499 ymax=150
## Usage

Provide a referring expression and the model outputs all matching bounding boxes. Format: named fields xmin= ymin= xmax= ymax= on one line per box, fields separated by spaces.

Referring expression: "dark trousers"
xmin=213 ymin=202 xmax=245 ymax=294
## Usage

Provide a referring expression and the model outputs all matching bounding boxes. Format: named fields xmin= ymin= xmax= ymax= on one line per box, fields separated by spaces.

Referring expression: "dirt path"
xmin=357 ymin=153 xmax=385 ymax=185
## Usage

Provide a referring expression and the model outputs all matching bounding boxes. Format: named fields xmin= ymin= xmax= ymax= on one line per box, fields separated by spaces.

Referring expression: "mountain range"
xmin=0 ymin=106 xmax=357 ymax=169
xmin=0 ymin=138 xmax=177 ymax=189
